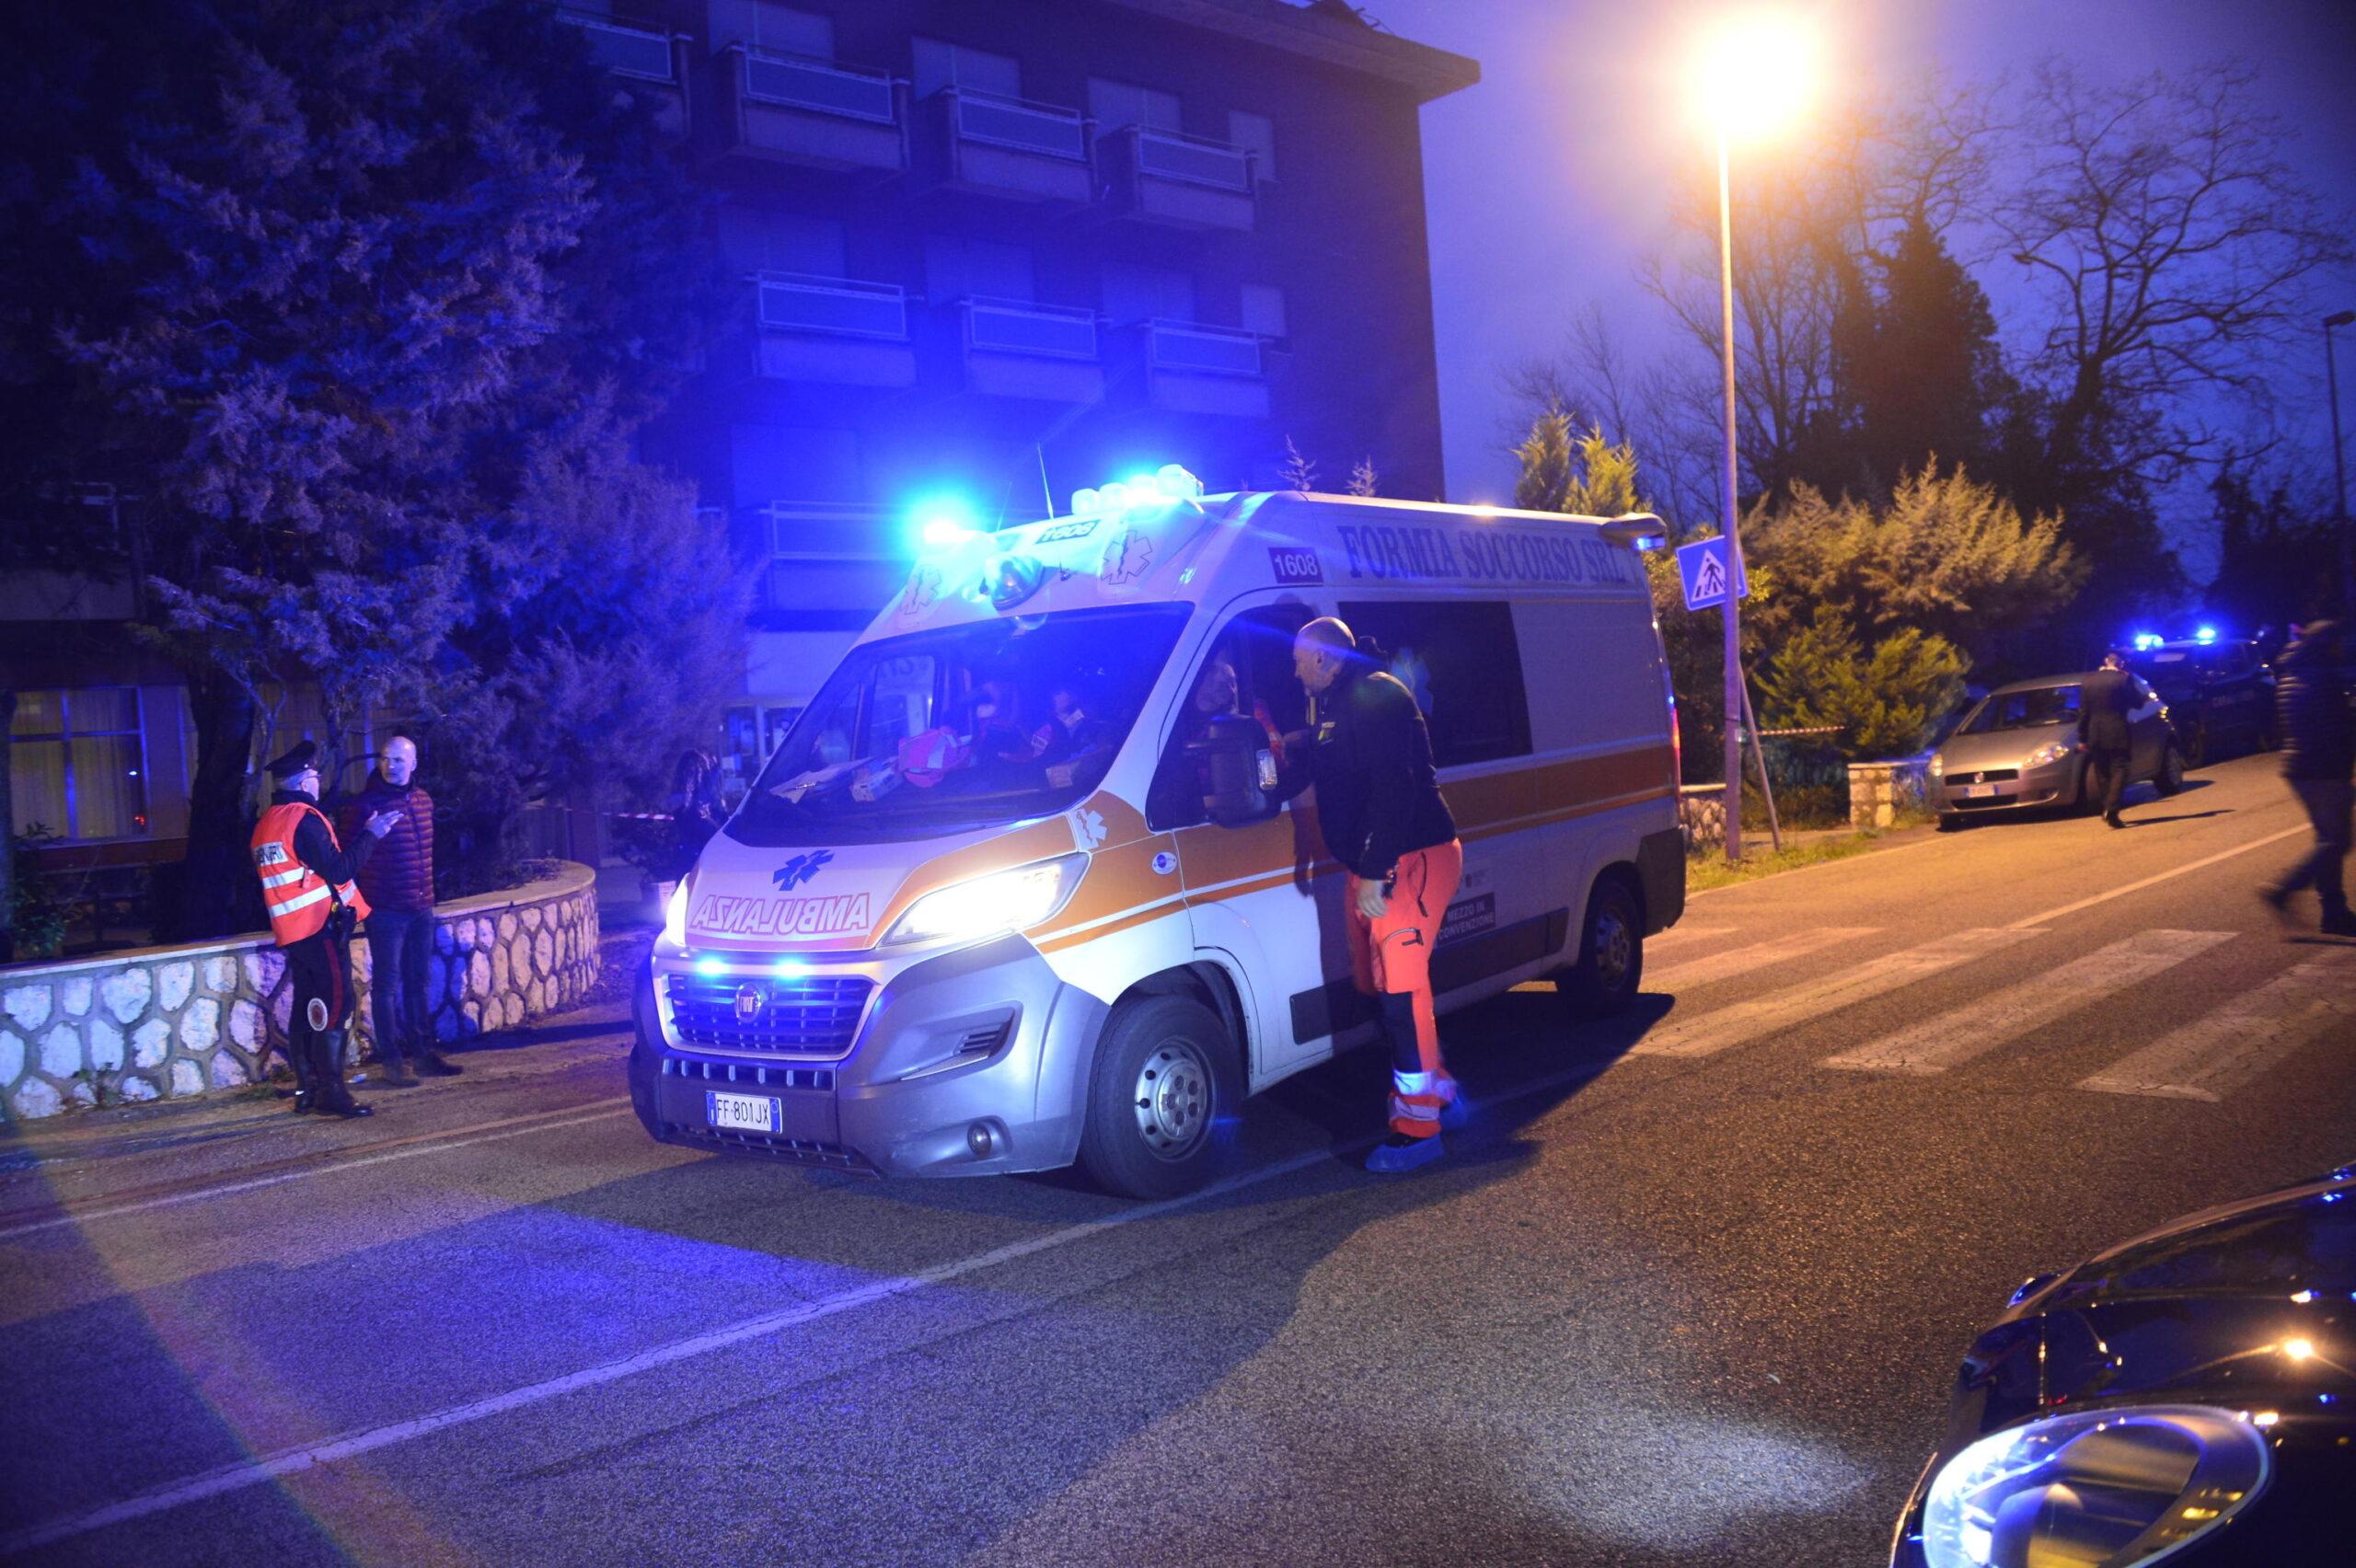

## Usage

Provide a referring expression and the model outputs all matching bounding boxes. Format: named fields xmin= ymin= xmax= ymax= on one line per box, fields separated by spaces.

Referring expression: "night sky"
xmin=1372 ymin=0 xmax=2356 ymax=580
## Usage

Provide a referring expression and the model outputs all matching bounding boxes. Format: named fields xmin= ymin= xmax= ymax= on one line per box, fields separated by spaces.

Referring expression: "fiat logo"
xmin=733 ymin=984 xmax=767 ymax=1023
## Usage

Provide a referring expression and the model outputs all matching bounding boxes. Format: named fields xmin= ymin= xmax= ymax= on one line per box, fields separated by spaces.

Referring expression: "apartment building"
xmin=3 ymin=0 xmax=1475 ymax=870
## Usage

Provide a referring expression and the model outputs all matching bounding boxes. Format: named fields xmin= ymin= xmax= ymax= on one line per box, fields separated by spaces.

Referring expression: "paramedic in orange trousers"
xmin=249 ymin=743 xmax=400 ymax=1118
xmin=1277 ymin=617 xmax=1465 ymax=1173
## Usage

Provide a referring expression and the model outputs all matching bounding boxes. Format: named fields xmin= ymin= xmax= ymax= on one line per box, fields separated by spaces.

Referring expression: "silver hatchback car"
xmin=1930 ymin=673 xmax=2185 ymax=826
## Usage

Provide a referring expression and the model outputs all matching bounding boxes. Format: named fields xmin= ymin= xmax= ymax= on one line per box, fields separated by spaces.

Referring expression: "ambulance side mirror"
xmin=1191 ymin=714 xmax=1278 ymax=829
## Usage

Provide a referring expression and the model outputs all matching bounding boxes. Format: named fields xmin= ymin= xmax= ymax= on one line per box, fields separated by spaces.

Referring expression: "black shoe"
xmin=2322 ymin=909 xmax=2356 ymax=939
xmin=413 ymin=1051 xmax=463 ymax=1078
xmin=2105 ymin=813 xmax=2125 ymax=829
xmin=372 ymin=1064 xmax=421 ymax=1089
xmin=318 ymin=1097 xmax=375 ymax=1118
xmin=292 ymin=1090 xmax=314 ymax=1115
xmin=2256 ymin=883 xmax=2296 ymax=927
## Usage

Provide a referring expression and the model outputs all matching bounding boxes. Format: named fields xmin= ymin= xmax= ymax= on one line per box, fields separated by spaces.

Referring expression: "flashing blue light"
xmin=2131 ymin=632 xmax=2165 ymax=651
xmin=771 ymin=960 xmax=808 ymax=979
xmin=693 ymin=955 xmax=728 ymax=977
xmin=910 ymin=492 xmax=979 ymax=549
xmin=2194 ymin=625 xmax=2219 ymax=644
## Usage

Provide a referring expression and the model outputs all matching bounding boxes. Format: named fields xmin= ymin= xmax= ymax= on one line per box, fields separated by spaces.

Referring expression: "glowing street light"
xmin=1692 ymin=12 xmax=1817 ymax=861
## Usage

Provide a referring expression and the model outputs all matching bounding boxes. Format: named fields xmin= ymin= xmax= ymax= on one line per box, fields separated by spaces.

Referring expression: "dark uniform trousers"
xmin=283 ymin=919 xmax=358 ymax=1078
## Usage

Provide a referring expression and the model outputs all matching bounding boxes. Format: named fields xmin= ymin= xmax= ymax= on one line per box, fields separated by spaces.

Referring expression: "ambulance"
xmin=631 ymin=472 xmax=1686 ymax=1196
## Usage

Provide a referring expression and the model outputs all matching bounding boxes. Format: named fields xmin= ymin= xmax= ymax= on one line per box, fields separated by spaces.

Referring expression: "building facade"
xmin=3 ymin=0 xmax=1474 ymax=870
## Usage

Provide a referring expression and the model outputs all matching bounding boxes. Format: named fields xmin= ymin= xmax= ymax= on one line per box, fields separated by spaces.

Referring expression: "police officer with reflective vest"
xmin=251 ymin=743 xmax=400 ymax=1117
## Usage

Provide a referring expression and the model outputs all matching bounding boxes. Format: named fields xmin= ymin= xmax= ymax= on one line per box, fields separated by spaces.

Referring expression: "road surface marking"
xmin=1647 ymin=927 xmax=1879 ymax=992
xmin=1646 ymin=922 xmax=1735 ymax=948
xmin=0 ymin=1140 xmax=1340 ymax=1555
xmin=2078 ymin=947 xmax=2356 ymax=1101
xmin=2005 ymin=825 xmax=2310 ymax=928
xmin=0 ymin=1101 xmax=633 ymax=1241
xmin=1821 ymin=928 xmax=2238 ymax=1076
xmin=1630 ymin=928 xmax=2048 ymax=1058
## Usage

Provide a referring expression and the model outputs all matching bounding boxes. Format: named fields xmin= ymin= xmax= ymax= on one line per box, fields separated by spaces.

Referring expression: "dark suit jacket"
xmin=2077 ymin=667 xmax=2140 ymax=752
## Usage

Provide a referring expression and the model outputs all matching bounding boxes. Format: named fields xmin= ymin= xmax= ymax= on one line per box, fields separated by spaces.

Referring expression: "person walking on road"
xmin=1277 ymin=617 xmax=1464 ymax=1173
xmin=2258 ymin=620 xmax=2354 ymax=937
xmin=2077 ymin=650 xmax=2142 ymax=829
xmin=251 ymin=743 xmax=399 ymax=1118
xmin=339 ymin=735 xmax=462 ymax=1086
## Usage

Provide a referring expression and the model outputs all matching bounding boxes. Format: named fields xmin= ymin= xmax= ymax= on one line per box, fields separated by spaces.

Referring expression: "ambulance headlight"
xmin=884 ymin=854 xmax=1088 ymax=948
xmin=661 ymin=880 xmax=691 ymax=949
xmin=1919 ymin=1405 xmax=2269 ymax=1568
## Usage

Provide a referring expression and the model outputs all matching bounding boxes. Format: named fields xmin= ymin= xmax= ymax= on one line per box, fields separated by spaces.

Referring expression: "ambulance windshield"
xmin=730 ymin=604 xmax=1192 ymax=846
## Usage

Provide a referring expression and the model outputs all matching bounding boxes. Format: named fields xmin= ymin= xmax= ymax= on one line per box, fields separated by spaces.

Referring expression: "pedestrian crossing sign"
xmin=1676 ymin=536 xmax=1749 ymax=610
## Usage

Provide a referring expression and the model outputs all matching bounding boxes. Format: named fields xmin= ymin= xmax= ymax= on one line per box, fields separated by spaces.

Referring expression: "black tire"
xmin=1079 ymin=995 xmax=1235 ymax=1199
xmin=1553 ymin=875 xmax=1645 ymax=1019
xmin=1935 ymin=814 xmax=1967 ymax=833
xmin=2151 ymin=742 xmax=2186 ymax=797
xmin=2184 ymin=719 xmax=2209 ymax=770
xmin=2074 ymin=759 xmax=2103 ymax=816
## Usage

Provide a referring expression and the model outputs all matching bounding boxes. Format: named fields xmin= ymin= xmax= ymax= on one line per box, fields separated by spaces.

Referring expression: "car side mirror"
xmin=1187 ymin=713 xmax=1278 ymax=828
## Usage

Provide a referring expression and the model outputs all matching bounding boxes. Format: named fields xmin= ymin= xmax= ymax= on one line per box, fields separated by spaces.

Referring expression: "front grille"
xmin=1947 ymin=768 xmax=2020 ymax=785
xmin=664 ymin=974 xmax=872 ymax=1057
xmin=662 ymin=1056 xmax=836 ymax=1091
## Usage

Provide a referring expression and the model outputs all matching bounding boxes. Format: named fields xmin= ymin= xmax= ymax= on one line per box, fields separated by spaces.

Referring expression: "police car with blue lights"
xmin=1888 ymin=1162 xmax=2355 ymax=1567
xmin=2125 ymin=628 xmax=2277 ymax=768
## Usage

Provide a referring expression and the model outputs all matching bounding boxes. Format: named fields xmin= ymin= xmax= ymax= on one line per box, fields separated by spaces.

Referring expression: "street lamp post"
xmin=2327 ymin=310 xmax=2354 ymax=618
xmin=1716 ymin=131 xmax=1745 ymax=861
xmin=1694 ymin=15 xmax=1814 ymax=862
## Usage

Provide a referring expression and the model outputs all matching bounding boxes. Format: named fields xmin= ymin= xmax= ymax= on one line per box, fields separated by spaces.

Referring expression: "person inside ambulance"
xmin=250 ymin=741 xmax=401 ymax=1118
xmin=1276 ymin=617 xmax=1466 ymax=1173
xmin=1021 ymin=682 xmax=1119 ymax=791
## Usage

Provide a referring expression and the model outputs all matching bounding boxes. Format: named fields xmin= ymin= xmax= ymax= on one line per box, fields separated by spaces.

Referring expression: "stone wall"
xmin=1849 ymin=759 xmax=1930 ymax=829
xmin=0 ymin=863 xmax=600 ymax=1120
xmin=1680 ymin=784 xmax=1727 ymax=852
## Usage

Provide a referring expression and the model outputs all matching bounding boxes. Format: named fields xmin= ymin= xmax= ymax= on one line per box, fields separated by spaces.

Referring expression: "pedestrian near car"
xmin=2076 ymin=651 xmax=2142 ymax=829
xmin=338 ymin=735 xmax=462 ymax=1086
xmin=2258 ymin=621 xmax=2354 ymax=937
xmin=1276 ymin=617 xmax=1464 ymax=1173
xmin=251 ymin=743 xmax=400 ymax=1118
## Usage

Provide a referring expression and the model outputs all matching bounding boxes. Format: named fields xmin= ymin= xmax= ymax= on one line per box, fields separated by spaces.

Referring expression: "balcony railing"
xmin=946 ymin=90 xmax=1088 ymax=162
xmin=756 ymin=273 xmax=907 ymax=340
xmin=1128 ymin=128 xmax=1253 ymax=191
xmin=558 ymin=12 xmax=676 ymax=83
xmin=962 ymin=298 xmax=1098 ymax=361
xmin=1146 ymin=320 xmax=1262 ymax=376
xmin=739 ymin=48 xmax=895 ymax=124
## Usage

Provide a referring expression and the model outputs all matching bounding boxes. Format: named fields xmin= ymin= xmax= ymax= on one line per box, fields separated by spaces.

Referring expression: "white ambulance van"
xmin=631 ymin=478 xmax=1685 ymax=1196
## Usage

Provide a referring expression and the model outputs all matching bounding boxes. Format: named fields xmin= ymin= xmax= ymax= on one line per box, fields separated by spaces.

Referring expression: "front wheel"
xmin=1553 ymin=876 xmax=1644 ymax=1019
xmin=1079 ymin=995 xmax=1235 ymax=1199
xmin=2151 ymin=742 xmax=2186 ymax=797
xmin=2184 ymin=720 xmax=2210 ymax=770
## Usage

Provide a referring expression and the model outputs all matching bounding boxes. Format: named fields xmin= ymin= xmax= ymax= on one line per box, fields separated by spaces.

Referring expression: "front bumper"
xmin=1931 ymin=757 xmax=2077 ymax=816
xmin=631 ymin=933 xmax=1108 ymax=1179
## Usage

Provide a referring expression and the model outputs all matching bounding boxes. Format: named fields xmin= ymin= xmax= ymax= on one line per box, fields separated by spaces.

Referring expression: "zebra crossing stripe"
xmin=1631 ymin=928 xmax=2046 ymax=1058
xmin=1648 ymin=927 xmax=1880 ymax=993
xmin=1821 ymin=928 xmax=2238 ymax=1077
xmin=2077 ymin=947 xmax=2356 ymax=1101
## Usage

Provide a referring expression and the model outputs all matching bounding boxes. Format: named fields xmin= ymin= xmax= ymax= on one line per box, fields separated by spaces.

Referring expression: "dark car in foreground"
xmin=1929 ymin=674 xmax=2184 ymax=826
xmin=2129 ymin=638 xmax=2276 ymax=767
xmin=1889 ymin=1164 xmax=2356 ymax=1566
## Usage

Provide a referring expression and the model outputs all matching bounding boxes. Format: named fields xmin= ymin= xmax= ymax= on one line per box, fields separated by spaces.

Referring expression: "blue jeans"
xmin=364 ymin=909 xmax=438 ymax=1062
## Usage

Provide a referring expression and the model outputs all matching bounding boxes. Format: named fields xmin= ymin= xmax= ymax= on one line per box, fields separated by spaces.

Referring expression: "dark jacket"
xmin=2275 ymin=628 xmax=2353 ymax=782
xmin=277 ymin=789 xmax=378 ymax=891
xmin=1276 ymin=659 xmax=1457 ymax=881
xmin=2075 ymin=666 xmax=2140 ymax=752
xmin=337 ymin=775 xmax=434 ymax=913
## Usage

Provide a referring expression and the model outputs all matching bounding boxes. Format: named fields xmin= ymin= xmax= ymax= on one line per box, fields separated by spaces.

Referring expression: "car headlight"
xmin=1921 ymin=1405 xmax=2270 ymax=1568
xmin=661 ymin=878 xmax=691 ymax=948
xmin=2024 ymin=739 xmax=2077 ymax=768
xmin=884 ymin=854 xmax=1088 ymax=947
xmin=1929 ymin=753 xmax=1945 ymax=777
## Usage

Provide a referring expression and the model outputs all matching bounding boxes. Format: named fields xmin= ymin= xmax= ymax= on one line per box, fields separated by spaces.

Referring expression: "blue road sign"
xmin=1676 ymin=536 xmax=1750 ymax=611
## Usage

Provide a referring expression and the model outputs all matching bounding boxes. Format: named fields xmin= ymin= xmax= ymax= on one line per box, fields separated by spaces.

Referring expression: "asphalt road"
xmin=2 ymin=751 xmax=2350 ymax=1567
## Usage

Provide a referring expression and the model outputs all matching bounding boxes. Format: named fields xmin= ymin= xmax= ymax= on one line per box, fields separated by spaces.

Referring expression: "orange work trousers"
xmin=1345 ymin=838 xmax=1463 ymax=1138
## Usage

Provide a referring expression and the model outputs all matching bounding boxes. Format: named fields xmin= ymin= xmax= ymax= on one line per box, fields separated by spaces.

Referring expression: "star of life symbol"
xmin=1070 ymin=806 xmax=1108 ymax=851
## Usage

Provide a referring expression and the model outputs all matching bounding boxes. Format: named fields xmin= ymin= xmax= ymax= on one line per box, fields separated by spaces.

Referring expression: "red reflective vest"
xmin=251 ymin=802 xmax=371 ymax=946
